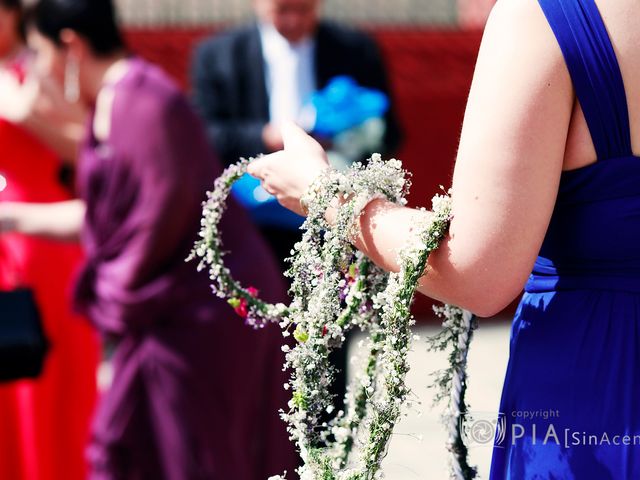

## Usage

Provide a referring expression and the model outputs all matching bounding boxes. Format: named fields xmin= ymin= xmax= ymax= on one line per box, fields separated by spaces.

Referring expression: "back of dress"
xmin=75 ymin=58 xmax=298 ymax=480
xmin=490 ymin=0 xmax=640 ymax=478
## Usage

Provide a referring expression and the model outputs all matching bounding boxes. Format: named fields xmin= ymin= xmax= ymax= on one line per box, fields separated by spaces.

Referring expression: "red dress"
xmin=0 ymin=57 xmax=99 ymax=480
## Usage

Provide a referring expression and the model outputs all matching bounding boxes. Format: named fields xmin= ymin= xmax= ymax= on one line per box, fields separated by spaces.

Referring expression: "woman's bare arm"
xmin=342 ymin=0 xmax=573 ymax=316
xmin=249 ymin=0 xmax=575 ymax=317
xmin=0 ymin=200 xmax=85 ymax=242
xmin=0 ymin=73 xmax=86 ymax=162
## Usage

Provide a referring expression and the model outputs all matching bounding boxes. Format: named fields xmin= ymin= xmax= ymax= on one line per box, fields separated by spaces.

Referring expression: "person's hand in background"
xmin=0 ymin=70 xmax=38 ymax=124
xmin=0 ymin=70 xmax=87 ymax=161
xmin=249 ymin=123 xmax=330 ymax=215
xmin=262 ymin=122 xmax=285 ymax=152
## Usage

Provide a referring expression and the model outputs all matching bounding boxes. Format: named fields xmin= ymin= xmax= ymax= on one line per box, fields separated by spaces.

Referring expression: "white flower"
xmin=190 ymin=154 xmax=474 ymax=480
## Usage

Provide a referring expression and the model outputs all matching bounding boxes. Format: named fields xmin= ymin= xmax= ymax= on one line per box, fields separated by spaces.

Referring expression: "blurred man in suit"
xmin=192 ymin=0 xmax=401 ymax=266
xmin=191 ymin=0 xmax=402 ymax=415
xmin=192 ymin=0 xmax=401 ymax=168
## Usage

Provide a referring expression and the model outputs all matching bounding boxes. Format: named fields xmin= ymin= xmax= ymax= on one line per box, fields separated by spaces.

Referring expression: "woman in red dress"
xmin=0 ymin=1 xmax=98 ymax=479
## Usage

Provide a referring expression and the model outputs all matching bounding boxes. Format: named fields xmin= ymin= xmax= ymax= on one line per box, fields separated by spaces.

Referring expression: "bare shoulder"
xmin=460 ymin=0 xmax=573 ymax=152
xmin=482 ymin=0 xmax=563 ymax=65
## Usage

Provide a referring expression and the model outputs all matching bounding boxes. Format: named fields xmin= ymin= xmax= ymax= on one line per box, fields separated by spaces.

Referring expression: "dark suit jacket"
xmin=191 ymin=21 xmax=402 ymax=166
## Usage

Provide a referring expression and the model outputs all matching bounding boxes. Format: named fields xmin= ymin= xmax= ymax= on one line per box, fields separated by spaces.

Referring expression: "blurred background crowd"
xmin=0 ymin=0 xmax=495 ymax=479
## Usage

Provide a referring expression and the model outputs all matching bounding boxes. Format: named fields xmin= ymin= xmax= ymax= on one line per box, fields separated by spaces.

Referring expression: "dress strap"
xmin=537 ymin=0 xmax=632 ymax=160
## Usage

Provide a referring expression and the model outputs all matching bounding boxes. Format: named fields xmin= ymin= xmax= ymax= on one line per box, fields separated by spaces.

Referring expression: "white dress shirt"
xmin=259 ymin=23 xmax=317 ymax=124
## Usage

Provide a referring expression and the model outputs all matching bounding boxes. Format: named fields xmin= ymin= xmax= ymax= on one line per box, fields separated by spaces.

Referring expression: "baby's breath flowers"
xmin=187 ymin=158 xmax=289 ymax=328
xmin=189 ymin=156 xmax=477 ymax=480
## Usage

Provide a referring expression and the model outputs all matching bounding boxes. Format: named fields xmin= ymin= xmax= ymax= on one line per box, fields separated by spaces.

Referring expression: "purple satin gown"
xmin=74 ymin=58 xmax=297 ymax=480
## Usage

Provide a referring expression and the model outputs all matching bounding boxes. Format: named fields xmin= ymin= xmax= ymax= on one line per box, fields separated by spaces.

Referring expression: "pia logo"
xmin=460 ymin=412 xmax=507 ymax=447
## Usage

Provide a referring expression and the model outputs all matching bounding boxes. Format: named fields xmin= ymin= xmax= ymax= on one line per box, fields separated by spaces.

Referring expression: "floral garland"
xmin=188 ymin=155 xmax=478 ymax=480
xmin=188 ymin=158 xmax=289 ymax=328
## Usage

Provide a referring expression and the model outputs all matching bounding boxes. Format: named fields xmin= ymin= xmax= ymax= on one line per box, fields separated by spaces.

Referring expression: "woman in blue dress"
xmin=248 ymin=0 xmax=640 ymax=477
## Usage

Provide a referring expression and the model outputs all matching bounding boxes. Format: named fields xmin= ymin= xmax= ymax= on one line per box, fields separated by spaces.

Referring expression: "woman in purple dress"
xmin=1 ymin=0 xmax=297 ymax=479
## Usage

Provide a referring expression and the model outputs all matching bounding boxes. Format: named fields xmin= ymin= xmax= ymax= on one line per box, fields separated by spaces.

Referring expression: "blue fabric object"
xmin=309 ymin=76 xmax=389 ymax=137
xmin=232 ymin=173 xmax=304 ymax=230
xmin=232 ymin=75 xmax=387 ymax=230
xmin=489 ymin=1 xmax=640 ymax=478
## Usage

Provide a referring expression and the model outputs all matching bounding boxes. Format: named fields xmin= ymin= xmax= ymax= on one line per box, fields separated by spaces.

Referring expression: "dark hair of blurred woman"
xmin=31 ymin=0 xmax=124 ymax=56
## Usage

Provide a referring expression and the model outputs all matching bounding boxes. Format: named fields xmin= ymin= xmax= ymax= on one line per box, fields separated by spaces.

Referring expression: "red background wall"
xmin=125 ymin=27 xmax=490 ymax=316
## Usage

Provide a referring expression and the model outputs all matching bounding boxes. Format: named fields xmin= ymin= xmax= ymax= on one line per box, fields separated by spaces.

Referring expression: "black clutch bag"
xmin=0 ymin=230 xmax=50 ymax=382
xmin=0 ymin=288 xmax=49 ymax=382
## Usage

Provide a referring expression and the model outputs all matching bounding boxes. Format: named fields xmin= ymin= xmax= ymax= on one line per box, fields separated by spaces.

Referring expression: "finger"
xmin=247 ymin=157 xmax=267 ymax=179
xmin=281 ymin=122 xmax=323 ymax=153
xmin=262 ymin=182 xmax=277 ymax=196
xmin=247 ymin=151 xmax=283 ymax=178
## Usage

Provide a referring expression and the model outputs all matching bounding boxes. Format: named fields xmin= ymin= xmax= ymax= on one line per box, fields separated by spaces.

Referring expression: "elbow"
xmin=452 ymin=294 xmax=512 ymax=318
xmin=441 ymin=270 xmax=526 ymax=318
xmin=466 ymin=298 xmax=512 ymax=319
xmin=418 ymin=242 xmax=534 ymax=318
xmin=459 ymin=281 xmax=524 ymax=318
xmin=419 ymin=278 xmax=520 ymax=318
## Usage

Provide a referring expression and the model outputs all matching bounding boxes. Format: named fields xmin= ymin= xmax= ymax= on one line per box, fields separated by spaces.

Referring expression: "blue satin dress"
xmin=489 ymin=0 xmax=640 ymax=478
